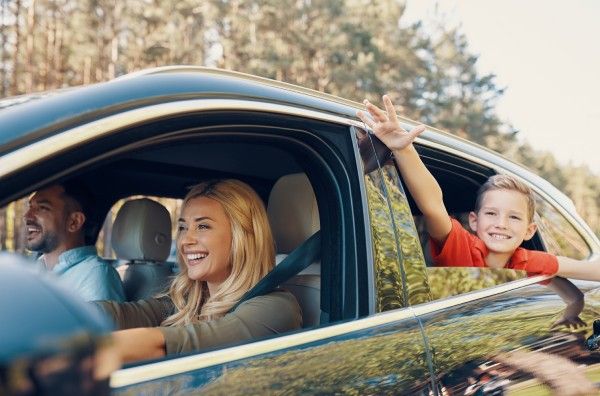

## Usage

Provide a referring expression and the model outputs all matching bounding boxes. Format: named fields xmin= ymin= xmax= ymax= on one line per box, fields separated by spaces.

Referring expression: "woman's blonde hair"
xmin=162 ymin=179 xmax=275 ymax=325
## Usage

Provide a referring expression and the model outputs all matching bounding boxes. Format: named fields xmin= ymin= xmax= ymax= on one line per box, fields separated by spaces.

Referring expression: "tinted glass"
xmin=380 ymin=163 xmax=431 ymax=306
xmin=534 ymin=194 xmax=591 ymax=260
xmin=427 ymin=267 xmax=526 ymax=300
xmin=355 ymin=126 xmax=406 ymax=311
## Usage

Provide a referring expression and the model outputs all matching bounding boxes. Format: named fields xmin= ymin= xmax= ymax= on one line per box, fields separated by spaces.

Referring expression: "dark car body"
xmin=1 ymin=66 xmax=600 ymax=395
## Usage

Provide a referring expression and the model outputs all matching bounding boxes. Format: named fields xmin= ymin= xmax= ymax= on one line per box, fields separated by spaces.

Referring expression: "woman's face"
xmin=177 ymin=196 xmax=233 ymax=288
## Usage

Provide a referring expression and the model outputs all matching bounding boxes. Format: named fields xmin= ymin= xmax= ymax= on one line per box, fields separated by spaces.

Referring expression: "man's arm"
xmin=357 ymin=95 xmax=452 ymax=243
xmin=556 ymin=255 xmax=600 ymax=281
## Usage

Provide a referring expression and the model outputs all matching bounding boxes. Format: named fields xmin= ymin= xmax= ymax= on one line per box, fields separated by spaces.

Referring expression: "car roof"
xmin=0 ymin=66 xmax=586 ymax=229
xmin=0 ymin=66 xmax=362 ymax=153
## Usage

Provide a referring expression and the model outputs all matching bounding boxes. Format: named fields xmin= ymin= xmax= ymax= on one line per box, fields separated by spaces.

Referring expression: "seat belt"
xmin=229 ymin=231 xmax=321 ymax=312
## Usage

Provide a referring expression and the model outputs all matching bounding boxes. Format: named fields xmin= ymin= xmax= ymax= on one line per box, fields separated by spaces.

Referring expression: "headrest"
xmin=267 ymin=173 xmax=320 ymax=254
xmin=111 ymin=198 xmax=172 ymax=261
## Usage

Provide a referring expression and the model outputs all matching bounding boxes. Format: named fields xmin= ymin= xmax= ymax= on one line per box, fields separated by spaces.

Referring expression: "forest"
xmin=1 ymin=0 xmax=598 ymax=252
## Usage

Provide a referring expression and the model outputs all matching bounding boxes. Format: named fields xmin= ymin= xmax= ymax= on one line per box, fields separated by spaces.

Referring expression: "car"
xmin=1 ymin=66 xmax=600 ymax=395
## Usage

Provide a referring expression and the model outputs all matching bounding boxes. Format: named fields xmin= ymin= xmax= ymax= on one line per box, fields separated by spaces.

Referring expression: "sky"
xmin=403 ymin=0 xmax=600 ymax=174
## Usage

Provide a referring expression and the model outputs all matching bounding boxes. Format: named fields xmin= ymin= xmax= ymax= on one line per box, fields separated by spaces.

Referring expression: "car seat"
xmin=112 ymin=198 xmax=173 ymax=301
xmin=267 ymin=173 xmax=321 ymax=327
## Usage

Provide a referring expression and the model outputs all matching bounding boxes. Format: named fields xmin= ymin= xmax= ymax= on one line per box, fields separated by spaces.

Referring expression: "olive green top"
xmin=96 ymin=290 xmax=302 ymax=355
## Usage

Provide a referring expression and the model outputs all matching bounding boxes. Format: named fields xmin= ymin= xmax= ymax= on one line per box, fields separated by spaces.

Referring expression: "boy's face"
xmin=468 ymin=189 xmax=537 ymax=255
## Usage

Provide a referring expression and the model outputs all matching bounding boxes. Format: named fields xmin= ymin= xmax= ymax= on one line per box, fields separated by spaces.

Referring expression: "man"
xmin=24 ymin=181 xmax=125 ymax=302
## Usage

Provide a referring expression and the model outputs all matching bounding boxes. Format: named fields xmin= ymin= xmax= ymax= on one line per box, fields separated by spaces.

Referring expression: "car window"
xmin=377 ymin=163 xmax=431 ymax=306
xmin=427 ymin=267 xmax=526 ymax=300
xmin=533 ymin=194 xmax=591 ymax=260
xmin=0 ymin=195 xmax=182 ymax=261
xmin=354 ymin=127 xmax=408 ymax=312
xmin=0 ymin=197 xmax=32 ymax=256
xmin=395 ymin=145 xmax=532 ymax=302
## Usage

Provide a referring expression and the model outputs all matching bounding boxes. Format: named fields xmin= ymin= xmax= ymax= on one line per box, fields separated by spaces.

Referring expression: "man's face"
xmin=469 ymin=189 xmax=537 ymax=255
xmin=24 ymin=185 xmax=69 ymax=253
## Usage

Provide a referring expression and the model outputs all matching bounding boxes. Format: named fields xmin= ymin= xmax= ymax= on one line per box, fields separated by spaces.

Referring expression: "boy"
xmin=357 ymin=95 xmax=598 ymax=327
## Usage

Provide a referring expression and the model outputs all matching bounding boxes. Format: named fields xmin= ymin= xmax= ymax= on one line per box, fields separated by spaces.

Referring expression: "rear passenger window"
xmin=534 ymin=194 xmax=591 ymax=260
xmin=392 ymin=145 xmax=531 ymax=302
xmin=377 ymin=163 xmax=431 ymax=306
xmin=357 ymin=130 xmax=407 ymax=312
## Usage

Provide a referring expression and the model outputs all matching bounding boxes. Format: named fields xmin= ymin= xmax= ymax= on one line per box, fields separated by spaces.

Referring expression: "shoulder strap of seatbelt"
xmin=229 ymin=231 xmax=321 ymax=312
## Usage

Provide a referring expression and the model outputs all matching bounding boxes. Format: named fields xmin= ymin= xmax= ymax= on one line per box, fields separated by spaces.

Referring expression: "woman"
xmin=97 ymin=179 xmax=302 ymax=363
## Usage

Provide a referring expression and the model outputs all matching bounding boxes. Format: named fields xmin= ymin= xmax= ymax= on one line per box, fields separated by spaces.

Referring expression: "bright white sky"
xmin=403 ymin=0 xmax=600 ymax=174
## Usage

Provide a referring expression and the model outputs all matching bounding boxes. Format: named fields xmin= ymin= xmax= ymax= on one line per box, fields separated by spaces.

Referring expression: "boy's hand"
xmin=551 ymin=312 xmax=586 ymax=330
xmin=356 ymin=95 xmax=426 ymax=153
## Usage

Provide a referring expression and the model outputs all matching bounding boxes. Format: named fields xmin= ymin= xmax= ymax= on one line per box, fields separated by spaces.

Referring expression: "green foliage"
xmin=1 ymin=0 xmax=599 ymax=247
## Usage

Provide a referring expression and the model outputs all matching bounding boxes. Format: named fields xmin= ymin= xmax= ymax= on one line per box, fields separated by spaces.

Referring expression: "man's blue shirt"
xmin=49 ymin=246 xmax=125 ymax=302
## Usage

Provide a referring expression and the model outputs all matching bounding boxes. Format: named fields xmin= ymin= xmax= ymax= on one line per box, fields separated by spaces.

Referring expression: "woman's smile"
xmin=177 ymin=196 xmax=233 ymax=287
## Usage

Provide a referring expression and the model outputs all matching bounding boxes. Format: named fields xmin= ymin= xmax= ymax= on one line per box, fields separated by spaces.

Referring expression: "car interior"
xmin=27 ymin=130 xmax=342 ymax=334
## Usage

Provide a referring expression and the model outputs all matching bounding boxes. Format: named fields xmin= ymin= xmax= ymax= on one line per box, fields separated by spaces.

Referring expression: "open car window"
xmin=533 ymin=193 xmax=591 ymax=260
xmin=395 ymin=144 xmax=541 ymax=301
xmin=0 ymin=104 xmax=365 ymax=366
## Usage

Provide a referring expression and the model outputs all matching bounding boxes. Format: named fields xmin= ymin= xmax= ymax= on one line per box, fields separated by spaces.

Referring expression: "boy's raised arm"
xmin=357 ymin=95 xmax=452 ymax=244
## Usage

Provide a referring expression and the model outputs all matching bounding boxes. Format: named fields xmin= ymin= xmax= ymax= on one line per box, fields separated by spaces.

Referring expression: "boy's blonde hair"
xmin=475 ymin=174 xmax=536 ymax=222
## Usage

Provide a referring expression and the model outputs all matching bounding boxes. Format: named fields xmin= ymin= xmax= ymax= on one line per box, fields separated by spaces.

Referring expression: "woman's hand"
xmin=111 ymin=327 xmax=166 ymax=364
xmin=356 ymin=95 xmax=426 ymax=153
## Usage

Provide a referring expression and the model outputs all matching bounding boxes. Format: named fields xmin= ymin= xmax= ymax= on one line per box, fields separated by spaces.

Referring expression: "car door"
xmin=110 ymin=122 xmax=435 ymax=395
xmin=0 ymin=80 xmax=435 ymax=394
xmin=381 ymin=137 xmax=600 ymax=395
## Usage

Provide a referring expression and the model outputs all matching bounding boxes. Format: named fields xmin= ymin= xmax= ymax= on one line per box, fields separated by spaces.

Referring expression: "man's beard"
xmin=26 ymin=229 xmax=60 ymax=253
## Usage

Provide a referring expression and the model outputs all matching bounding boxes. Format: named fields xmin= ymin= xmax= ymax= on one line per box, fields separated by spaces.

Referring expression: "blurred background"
xmin=1 ymin=0 xmax=598 ymax=251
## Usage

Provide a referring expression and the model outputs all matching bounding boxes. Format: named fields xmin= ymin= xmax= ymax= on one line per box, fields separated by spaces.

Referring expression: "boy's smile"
xmin=469 ymin=189 xmax=537 ymax=265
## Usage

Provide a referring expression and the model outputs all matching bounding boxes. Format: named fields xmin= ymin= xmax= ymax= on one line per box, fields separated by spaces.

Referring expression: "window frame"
xmin=1 ymin=101 xmax=383 ymax=377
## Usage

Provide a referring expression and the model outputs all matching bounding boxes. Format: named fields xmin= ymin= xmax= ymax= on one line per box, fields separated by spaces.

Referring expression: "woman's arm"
xmin=556 ymin=256 xmax=600 ymax=282
xmin=112 ymin=328 xmax=166 ymax=363
xmin=94 ymin=296 xmax=174 ymax=329
xmin=159 ymin=290 xmax=301 ymax=355
xmin=108 ymin=290 xmax=301 ymax=364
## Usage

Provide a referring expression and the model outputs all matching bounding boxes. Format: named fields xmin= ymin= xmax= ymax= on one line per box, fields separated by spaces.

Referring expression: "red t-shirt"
xmin=430 ymin=218 xmax=558 ymax=278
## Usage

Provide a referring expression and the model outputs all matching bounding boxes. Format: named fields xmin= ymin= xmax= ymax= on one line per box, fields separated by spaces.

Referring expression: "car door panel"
xmin=112 ymin=312 xmax=433 ymax=395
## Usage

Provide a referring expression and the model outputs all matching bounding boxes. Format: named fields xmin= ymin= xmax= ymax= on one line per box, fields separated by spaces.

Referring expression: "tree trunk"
xmin=10 ymin=0 xmax=22 ymax=95
xmin=41 ymin=12 xmax=49 ymax=90
xmin=0 ymin=1 xmax=8 ymax=97
xmin=25 ymin=0 xmax=35 ymax=92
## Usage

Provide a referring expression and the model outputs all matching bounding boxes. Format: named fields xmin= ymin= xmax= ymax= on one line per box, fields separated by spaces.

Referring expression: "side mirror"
xmin=586 ymin=320 xmax=600 ymax=351
xmin=0 ymin=254 xmax=116 ymax=395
